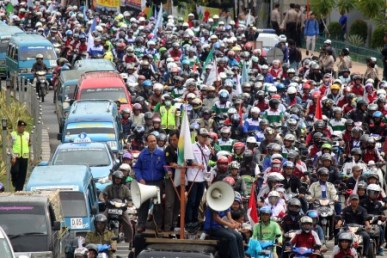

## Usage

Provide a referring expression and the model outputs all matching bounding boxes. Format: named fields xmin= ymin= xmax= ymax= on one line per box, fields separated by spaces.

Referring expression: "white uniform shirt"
xmin=187 ymin=142 xmax=211 ymax=182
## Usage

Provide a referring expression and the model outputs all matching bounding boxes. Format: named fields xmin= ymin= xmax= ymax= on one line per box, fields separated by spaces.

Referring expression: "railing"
xmin=306 ymin=37 xmax=384 ymax=68
xmin=1 ymin=74 xmax=43 ymax=191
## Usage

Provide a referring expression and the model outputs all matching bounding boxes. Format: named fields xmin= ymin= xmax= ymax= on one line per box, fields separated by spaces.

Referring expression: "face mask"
xmin=165 ymin=100 xmax=171 ymax=106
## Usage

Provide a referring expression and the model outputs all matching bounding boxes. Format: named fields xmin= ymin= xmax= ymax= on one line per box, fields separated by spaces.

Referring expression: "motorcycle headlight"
xmin=107 ymin=141 xmax=118 ymax=150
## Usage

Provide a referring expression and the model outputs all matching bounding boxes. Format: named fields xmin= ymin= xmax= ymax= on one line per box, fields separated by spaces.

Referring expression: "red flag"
xmin=315 ymin=95 xmax=322 ymax=120
xmin=247 ymin=184 xmax=259 ymax=225
xmin=239 ymin=102 xmax=243 ymax=125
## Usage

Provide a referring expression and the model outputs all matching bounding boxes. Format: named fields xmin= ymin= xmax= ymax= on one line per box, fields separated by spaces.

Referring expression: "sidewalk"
xmin=300 ymin=49 xmax=383 ymax=76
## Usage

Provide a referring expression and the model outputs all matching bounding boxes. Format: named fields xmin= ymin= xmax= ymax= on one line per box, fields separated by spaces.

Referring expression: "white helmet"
xmin=279 ymin=34 xmax=287 ymax=42
xmin=119 ymin=163 xmax=131 ymax=171
xmin=268 ymin=85 xmax=277 ymax=94
xmin=367 ymin=183 xmax=381 ymax=192
xmin=251 ymin=107 xmax=260 ymax=114
xmin=268 ymin=191 xmax=281 ymax=198
xmin=300 ymin=216 xmax=313 ymax=224
xmin=287 ymin=86 xmax=297 ymax=94
xmin=246 ymin=136 xmax=257 ymax=144
xmin=153 ymin=83 xmax=163 ymax=91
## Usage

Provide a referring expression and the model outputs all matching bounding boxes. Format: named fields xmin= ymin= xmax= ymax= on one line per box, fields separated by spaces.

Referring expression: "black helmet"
xmin=312 ymin=132 xmax=323 ymax=143
xmin=231 ymin=114 xmax=241 ymax=125
xmin=157 ymin=133 xmax=167 ymax=142
xmin=345 ymin=119 xmax=354 ymax=127
xmin=288 ymin=198 xmax=301 ymax=215
xmin=243 ymin=149 xmax=253 ymax=159
xmin=314 ymin=120 xmax=325 ymax=130
xmin=269 ymin=98 xmax=280 ymax=109
xmin=133 ymin=125 xmax=145 ymax=134
xmin=112 ymin=170 xmax=124 ymax=183
xmin=317 ymin=167 xmax=329 ymax=176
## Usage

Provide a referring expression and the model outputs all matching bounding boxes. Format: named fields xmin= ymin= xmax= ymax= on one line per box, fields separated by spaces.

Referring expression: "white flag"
xmin=205 ymin=60 xmax=217 ymax=86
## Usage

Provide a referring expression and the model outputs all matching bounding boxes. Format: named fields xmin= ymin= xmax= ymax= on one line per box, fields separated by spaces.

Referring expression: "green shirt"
xmin=252 ymin=220 xmax=283 ymax=243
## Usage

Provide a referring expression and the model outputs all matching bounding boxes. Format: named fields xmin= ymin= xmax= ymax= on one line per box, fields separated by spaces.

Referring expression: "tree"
xmin=336 ymin=0 xmax=355 ymax=13
xmin=356 ymin=0 xmax=384 ymax=19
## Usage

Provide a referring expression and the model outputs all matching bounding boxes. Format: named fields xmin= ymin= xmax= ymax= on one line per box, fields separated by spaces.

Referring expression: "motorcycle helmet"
xmin=300 ymin=216 xmax=313 ymax=233
xmin=133 ymin=125 xmax=145 ymax=135
xmin=94 ymin=213 xmax=108 ymax=228
xmin=73 ymin=247 xmax=88 ymax=258
xmin=284 ymin=134 xmax=296 ymax=142
xmin=338 ymin=232 xmax=353 ymax=245
xmin=367 ymin=183 xmax=381 ymax=199
xmin=228 ymin=108 xmax=237 ymax=117
xmin=229 ymin=161 xmax=240 ymax=170
xmin=288 ymin=198 xmax=301 ymax=215
xmin=112 ymin=170 xmax=124 ymax=184
xmin=85 ymin=244 xmax=98 ymax=256
xmin=287 ymin=150 xmax=299 ymax=161
xmin=306 ymin=210 xmax=319 ymax=224
xmin=317 ymin=167 xmax=329 ymax=176
xmin=233 ymin=142 xmax=245 ymax=153
xmin=283 ymin=161 xmax=295 ymax=169
xmin=373 ymin=111 xmax=383 ymax=119
xmin=231 ymin=114 xmax=241 ymax=125
xmin=144 ymin=112 xmax=154 ymax=120
xmin=350 ymin=148 xmax=362 ymax=156
xmin=259 ymin=206 xmax=272 ymax=215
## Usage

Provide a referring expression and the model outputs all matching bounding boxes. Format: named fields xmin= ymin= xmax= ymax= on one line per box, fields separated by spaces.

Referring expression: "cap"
xmin=349 ymin=194 xmax=359 ymax=200
xmin=324 ymin=39 xmax=332 ymax=44
xmin=198 ymin=128 xmax=209 ymax=136
xmin=18 ymin=120 xmax=27 ymax=127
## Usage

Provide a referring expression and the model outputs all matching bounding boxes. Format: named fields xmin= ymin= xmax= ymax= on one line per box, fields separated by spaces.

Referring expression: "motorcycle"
xmin=313 ymin=198 xmax=334 ymax=239
xmin=35 ymin=70 xmax=48 ymax=102
xmin=106 ymin=199 xmax=128 ymax=240
xmin=246 ymin=239 xmax=276 ymax=258
xmin=289 ymin=247 xmax=322 ymax=258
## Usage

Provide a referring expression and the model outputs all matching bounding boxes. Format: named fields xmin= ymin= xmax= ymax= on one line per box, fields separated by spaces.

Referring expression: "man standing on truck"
xmin=10 ymin=120 xmax=30 ymax=191
xmin=85 ymin=214 xmax=117 ymax=258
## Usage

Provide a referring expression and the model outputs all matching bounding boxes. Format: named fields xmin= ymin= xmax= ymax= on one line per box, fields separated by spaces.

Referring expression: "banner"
xmin=96 ymin=0 xmax=119 ymax=9
xmin=126 ymin=0 xmax=141 ymax=10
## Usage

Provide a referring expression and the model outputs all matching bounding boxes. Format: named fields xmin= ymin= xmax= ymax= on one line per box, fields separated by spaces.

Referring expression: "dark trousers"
xmin=286 ymin=22 xmax=297 ymax=42
xmin=271 ymin=21 xmax=280 ymax=35
xmin=208 ymin=227 xmax=244 ymax=258
xmin=185 ymin=181 xmax=205 ymax=224
xmin=137 ymin=180 xmax=164 ymax=229
xmin=11 ymin=157 xmax=28 ymax=191
xmin=164 ymin=179 xmax=180 ymax=231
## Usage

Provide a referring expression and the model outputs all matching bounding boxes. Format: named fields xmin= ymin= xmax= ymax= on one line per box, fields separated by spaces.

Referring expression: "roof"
xmin=27 ymin=165 xmax=91 ymax=190
xmin=56 ymin=142 xmax=108 ymax=150
xmin=74 ymin=59 xmax=116 ymax=71
xmin=10 ymin=33 xmax=52 ymax=45
xmin=79 ymin=71 xmax=125 ymax=89
xmin=69 ymin=100 xmax=118 ymax=117
xmin=60 ymin=70 xmax=84 ymax=83
xmin=0 ymin=25 xmax=23 ymax=36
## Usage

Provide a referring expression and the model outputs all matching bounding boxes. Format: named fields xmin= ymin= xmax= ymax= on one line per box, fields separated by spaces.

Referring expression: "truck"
xmin=0 ymin=191 xmax=72 ymax=258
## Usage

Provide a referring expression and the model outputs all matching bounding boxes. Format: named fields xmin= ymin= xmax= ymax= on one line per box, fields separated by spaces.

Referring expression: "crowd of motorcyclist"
xmin=2 ymin=1 xmax=387 ymax=257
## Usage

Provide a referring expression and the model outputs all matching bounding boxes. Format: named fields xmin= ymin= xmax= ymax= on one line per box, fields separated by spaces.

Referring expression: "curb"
xmin=41 ymin=128 xmax=51 ymax=162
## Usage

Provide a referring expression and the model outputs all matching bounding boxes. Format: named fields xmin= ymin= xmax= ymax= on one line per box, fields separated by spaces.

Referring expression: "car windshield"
xmin=0 ymin=239 xmax=13 ymax=258
xmin=0 ymin=39 xmax=10 ymax=53
xmin=19 ymin=46 xmax=56 ymax=61
xmin=0 ymin=205 xmax=48 ymax=236
xmin=80 ymin=88 xmax=128 ymax=104
xmin=65 ymin=122 xmax=116 ymax=137
xmin=52 ymin=147 xmax=111 ymax=166
xmin=63 ymin=85 xmax=76 ymax=100
xmin=59 ymin=192 xmax=87 ymax=217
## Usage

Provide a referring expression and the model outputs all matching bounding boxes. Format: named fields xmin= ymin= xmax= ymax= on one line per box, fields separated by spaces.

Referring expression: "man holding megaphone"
xmin=134 ymin=134 xmax=167 ymax=233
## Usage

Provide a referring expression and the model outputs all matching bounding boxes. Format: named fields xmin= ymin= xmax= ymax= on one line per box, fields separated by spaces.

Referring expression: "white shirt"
xmin=187 ymin=142 xmax=211 ymax=182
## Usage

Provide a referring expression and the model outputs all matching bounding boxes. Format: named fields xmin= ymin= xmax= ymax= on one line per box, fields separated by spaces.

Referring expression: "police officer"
xmin=101 ymin=171 xmax=133 ymax=245
xmin=10 ymin=120 xmax=30 ymax=191
xmin=85 ymin=214 xmax=117 ymax=258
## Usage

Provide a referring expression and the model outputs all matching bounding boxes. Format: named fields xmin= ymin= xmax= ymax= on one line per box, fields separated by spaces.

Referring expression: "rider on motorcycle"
xmin=85 ymin=214 xmax=117 ymax=258
xmin=101 ymin=171 xmax=133 ymax=245
xmin=331 ymin=232 xmax=358 ymax=258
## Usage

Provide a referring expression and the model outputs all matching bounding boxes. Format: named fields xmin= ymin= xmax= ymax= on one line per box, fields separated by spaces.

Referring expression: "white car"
xmin=256 ymin=29 xmax=279 ymax=50
xmin=0 ymin=226 xmax=16 ymax=258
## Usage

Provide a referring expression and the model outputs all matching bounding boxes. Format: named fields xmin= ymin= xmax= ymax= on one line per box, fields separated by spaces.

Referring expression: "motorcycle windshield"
xmin=319 ymin=199 xmax=330 ymax=206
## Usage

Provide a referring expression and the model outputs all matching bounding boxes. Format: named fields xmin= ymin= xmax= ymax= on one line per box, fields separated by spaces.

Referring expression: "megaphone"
xmin=130 ymin=180 xmax=161 ymax=209
xmin=206 ymin=181 xmax=235 ymax=211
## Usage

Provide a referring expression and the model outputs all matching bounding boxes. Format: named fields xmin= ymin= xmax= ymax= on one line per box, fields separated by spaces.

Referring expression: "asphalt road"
xmin=41 ymin=90 xmax=131 ymax=257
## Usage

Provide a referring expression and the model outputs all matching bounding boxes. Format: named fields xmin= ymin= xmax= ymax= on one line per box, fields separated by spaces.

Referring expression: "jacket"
xmin=304 ymin=19 xmax=319 ymax=36
xmin=308 ymin=181 xmax=338 ymax=202
xmin=134 ymin=147 xmax=166 ymax=182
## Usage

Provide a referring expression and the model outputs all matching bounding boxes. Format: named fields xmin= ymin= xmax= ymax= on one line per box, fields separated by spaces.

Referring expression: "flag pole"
xmin=180 ymin=167 xmax=186 ymax=239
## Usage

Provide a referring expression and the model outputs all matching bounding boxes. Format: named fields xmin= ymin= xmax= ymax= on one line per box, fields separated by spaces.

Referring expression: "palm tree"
xmin=356 ymin=0 xmax=384 ymax=19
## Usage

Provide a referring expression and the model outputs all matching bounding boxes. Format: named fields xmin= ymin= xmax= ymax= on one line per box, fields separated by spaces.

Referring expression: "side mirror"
xmin=57 ymin=133 xmax=62 ymax=141
xmin=38 ymin=161 xmax=49 ymax=166
xmin=91 ymin=206 xmax=98 ymax=215
xmin=52 ymin=221 xmax=61 ymax=231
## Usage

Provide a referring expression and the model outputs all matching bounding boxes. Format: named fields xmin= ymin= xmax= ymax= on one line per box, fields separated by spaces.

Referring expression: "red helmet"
xmin=303 ymin=83 xmax=311 ymax=89
xmin=223 ymin=176 xmax=235 ymax=185
xmin=312 ymin=91 xmax=321 ymax=98
xmin=209 ymin=132 xmax=218 ymax=142
xmin=244 ymin=42 xmax=252 ymax=50
xmin=217 ymin=156 xmax=229 ymax=165
xmin=233 ymin=142 xmax=245 ymax=152
xmin=271 ymin=94 xmax=281 ymax=100
xmin=117 ymin=42 xmax=126 ymax=51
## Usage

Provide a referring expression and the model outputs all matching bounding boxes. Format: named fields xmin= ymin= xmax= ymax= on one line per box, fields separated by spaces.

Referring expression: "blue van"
xmin=25 ymin=165 xmax=99 ymax=233
xmin=0 ymin=23 xmax=23 ymax=78
xmin=6 ymin=33 xmax=57 ymax=81
xmin=59 ymin=100 xmax=123 ymax=152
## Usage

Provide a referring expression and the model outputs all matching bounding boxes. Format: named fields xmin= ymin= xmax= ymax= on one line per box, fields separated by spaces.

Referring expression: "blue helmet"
xmin=275 ymin=82 xmax=285 ymax=92
xmin=306 ymin=210 xmax=319 ymax=219
xmin=259 ymin=206 xmax=272 ymax=215
xmin=182 ymin=59 xmax=190 ymax=65
xmin=65 ymin=30 xmax=73 ymax=36
xmin=143 ymin=80 xmax=152 ymax=88
xmin=373 ymin=111 xmax=382 ymax=118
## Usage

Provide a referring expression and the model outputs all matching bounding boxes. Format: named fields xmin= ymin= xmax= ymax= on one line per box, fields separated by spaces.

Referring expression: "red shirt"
xmin=291 ymin=231 xmax=320 ymax=249
xmin=351 ymin=85 xmax=364 ymax=96
xmin=343 ymin=103 xmax=354 ymax=114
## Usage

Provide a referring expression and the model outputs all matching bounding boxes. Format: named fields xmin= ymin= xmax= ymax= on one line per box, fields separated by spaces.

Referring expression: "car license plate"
xmin=70 ymin=218 xmax=84 ymax=229
xmin=108 ymin=209 xmax=123 ymax=215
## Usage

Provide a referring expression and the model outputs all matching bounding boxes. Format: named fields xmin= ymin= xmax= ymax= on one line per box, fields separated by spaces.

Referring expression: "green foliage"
xmin=327 ymin=22 xmax=342 ymax=40
xmin=337 ymin=0 xmax=355 ymax=13
xmin=347 ymin=34 xmax=365 ymax=47
xmin=356 ymin=0 xmax=384 ymax=19
xmin=371 ymin=27 xmax=387 ymax=49
xmin=310 ymin=0 xmax=336 ymax=18
xmin=349 ymin=20 xmax=368 ymax=42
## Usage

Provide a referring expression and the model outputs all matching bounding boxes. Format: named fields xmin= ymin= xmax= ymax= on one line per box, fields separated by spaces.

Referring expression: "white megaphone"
xmin=206 ymin=181 xmax=235 ymax=211
xmin=130 ymin=180 xmax=161 ymax=209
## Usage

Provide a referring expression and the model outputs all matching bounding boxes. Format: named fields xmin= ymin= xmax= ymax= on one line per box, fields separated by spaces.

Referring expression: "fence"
xmin=1 ymin=74 xmax=43 ymax=191
xmin=310 ymin=37 xmax=384 ymax=68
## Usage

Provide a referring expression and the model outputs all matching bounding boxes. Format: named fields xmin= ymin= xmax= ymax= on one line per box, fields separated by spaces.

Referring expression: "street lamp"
xmin=1 ymin=118 xmax=7 ymax=130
